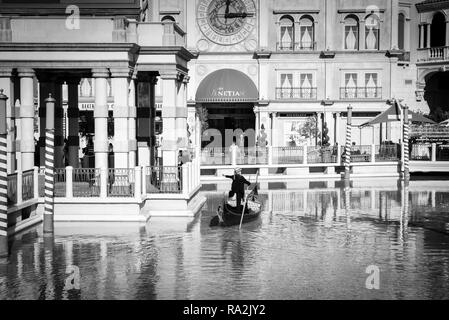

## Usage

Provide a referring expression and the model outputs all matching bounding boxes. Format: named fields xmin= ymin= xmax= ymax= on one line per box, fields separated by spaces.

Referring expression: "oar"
xmin=239 ymin=185 xmax=249 ymax=230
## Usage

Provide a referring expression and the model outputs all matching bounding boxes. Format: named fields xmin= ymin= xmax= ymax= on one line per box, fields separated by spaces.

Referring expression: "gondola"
xmin=209 ymin=198 xmax=262 ymax=227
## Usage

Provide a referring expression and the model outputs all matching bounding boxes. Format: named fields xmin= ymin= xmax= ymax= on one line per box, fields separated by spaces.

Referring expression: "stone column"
xmin=446 ymin=21 xmax=449 ymax=46
xmin=160 ymin=71 xmax=179 ymax=166
xmin=110 ymin=68 xmax=130 ymax=169
xmin=426 ymin=23 xmax=431 ymax=48
xmin=128 ymin=73 xmax=137 ymax=167
xmin=391 ymin=0 xmax=399 ymax=49
xmin=0 ymin=68 xmax=15 ymax=173
xmin=53 ymin=80 xmax=64 ymax=169
xmin=419 ymin=24 xmax=425 ymax=49
xmin=92 ymin=68 xmax=110 ymax=169
xmin=67 ymin=78 xmax=80 ymax=168
xmin=317 ymin=112 xmax=323 ymax=145
xmin=18 ymin=68 xmax=36 ymax=171
xmin=271 ymin=112 xmax=278 ymax=147
xmin=175 ymin=75 xmax=188 ymax=150
xmin=334 ymin=112 xmax=341 ymax=145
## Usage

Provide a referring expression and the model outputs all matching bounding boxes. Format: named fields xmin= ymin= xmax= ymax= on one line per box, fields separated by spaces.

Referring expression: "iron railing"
xmin=146 ymin=166 xmax=182 ymax=194
xmin=38 ymin=167 xmax=45 ymax=197
xmin=7 ymin=173 xmax=17 ymax=205
xmin=22 ymin=169 xmax=34 ymax=202
xmin=307 ymin=146 xmax=338 ymax=164
xmin=54 ymin=168 xmax=66 ymax=198
xmin=272 ymin=147 xmax=304 ymax=164
xmin=350 ymin=145 xmax=372 ymax=163
xmin=72 ymin=168 xmax=100 ymax=197
xmin=276 ymin=87 xmax=317 ymax=100
xmin=340 ymin=87 xmax=382 ymax=99
xmin=437 ymin=145 xmax=449 ymax=161
xmin=276 ymin=42 xmax=316 ymax=51
xmin=236 ymin=148 xmax=269 ymax=165
xmin=201 ymin=148 xmax=231 ymax=166
xmin=375 ymin=145 xmax=400 ymax=162
xmin=107 ymin=168 xmax=135 ymax=197
xmin=411 ymin=144 xmax=431 ymax=161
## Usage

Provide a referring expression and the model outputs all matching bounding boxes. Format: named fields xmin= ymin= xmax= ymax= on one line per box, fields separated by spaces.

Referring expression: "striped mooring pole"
xmin=344 ymin=105 xmax=353 ymax=183
xmin=0 ymin=89 xmax=9 ymax=257
xmin=44 ymin=94 xmax=56 ymax=233
xmin=402 ymin=103 xmax=410 ymax=184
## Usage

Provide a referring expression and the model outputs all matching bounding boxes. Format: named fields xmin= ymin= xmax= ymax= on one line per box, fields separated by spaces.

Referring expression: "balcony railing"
xmin=418 ymin=46 xmax=449 ymax=62
xmin=276 ymin=87 xmax=317 ymax=100
xmin=276 ymin=42 xmax=316 ymax=51
xmin=340 ymin=87 xmax=382 ymax=100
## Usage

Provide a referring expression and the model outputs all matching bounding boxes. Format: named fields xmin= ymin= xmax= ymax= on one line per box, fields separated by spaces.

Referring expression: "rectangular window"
xmin=365 ymin=27 xmax=380 ymax=50
xmin=299 ymin=26 xmax=314 ymax=49
xmin=344 ymin=73 xmax=358 ymax=98
xmin=279 ymin=73 xmax=293 ymax=99
xmin=365 ymin=73 xmax=379 ymax=98
xmin=345 ymin=26 xmax=359 ymax=50
xmin=300 ymin=74 xmax=313 ymax=99
xmin=280 ymin=26 xmax=294 ymax=50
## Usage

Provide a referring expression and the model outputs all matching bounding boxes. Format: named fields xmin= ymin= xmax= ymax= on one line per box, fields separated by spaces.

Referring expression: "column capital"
xmin=150 ymin=76 xmax=158 ymax=85
xmin=17 ymin=68 xmax=35 ymax=78
xmin=182 ymin=75 xmax=190 ymax=84
xmin=0 ymin=67 xmax=13 ymax=77
xmin=110 ymin=67 xmax=132 ymax=78
xmin=159 ymin=70 xmax=181 ymax=80
xmin=65 ymin=77 xmax=81 ymax=85
xmin=91 ymin=68 xmax=110 ymax=78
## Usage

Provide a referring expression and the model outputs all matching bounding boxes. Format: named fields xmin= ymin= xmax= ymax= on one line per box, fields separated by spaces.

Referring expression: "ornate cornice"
xmin=0 ymin=43 xmax=140 ymax=53
xmin=416 ymin=0 xmax=449 ymax=13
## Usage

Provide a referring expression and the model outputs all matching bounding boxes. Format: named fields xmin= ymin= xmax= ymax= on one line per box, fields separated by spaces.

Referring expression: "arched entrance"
xmin=431 ymin=12 xmax=446 ymax=48
xmin=424 ymin=71 xmax=449 ymax=122
xmin=196 ymin=69 xmax=259 ymax=149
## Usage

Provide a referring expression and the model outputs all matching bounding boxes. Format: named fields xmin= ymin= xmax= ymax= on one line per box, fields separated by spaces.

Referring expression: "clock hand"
xmin=225 ymin=0 xmax=230 ymax=23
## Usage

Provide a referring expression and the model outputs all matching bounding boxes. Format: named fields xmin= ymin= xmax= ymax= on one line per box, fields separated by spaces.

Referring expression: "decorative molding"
xmin=321 ymin=99 xmax=335 ymax=106
xmin=253 ymin=51 xmax=272 ymax=59
xmin=273 ymin=9 xmax=320 ymax=14
xmin=337 ymin=9 xmax=386 ymax=14
xmin=320 ymin=51 xmax=336 ymax=59
xmin=160 ymin=10 xmax=181 ymax=15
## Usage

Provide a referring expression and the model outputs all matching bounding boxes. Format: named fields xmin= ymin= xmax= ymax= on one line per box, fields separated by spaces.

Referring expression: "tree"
xmin=300 ymin=116 xmax=320 ymax=145
xmin=195 ymin=105 xmax=209 ymax=133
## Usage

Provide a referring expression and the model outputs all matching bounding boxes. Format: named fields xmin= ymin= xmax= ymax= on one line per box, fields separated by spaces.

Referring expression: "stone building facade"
xmin=0 ymin=0 xmax=448 ymax=172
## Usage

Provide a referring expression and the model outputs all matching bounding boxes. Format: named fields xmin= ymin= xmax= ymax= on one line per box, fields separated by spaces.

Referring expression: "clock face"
xmin=197 ymin=0 xmax=256 ymax=45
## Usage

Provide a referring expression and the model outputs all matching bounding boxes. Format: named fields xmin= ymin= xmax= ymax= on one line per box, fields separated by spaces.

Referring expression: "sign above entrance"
xmin=79 ymin=103 xmax=114 ymax=111
xmin=195 ymin=68 xmax=259 ymax=103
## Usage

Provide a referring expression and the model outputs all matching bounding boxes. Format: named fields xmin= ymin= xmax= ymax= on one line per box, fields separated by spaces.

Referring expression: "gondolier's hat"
xmin=234 ymin=167 xmax=242 ymax=174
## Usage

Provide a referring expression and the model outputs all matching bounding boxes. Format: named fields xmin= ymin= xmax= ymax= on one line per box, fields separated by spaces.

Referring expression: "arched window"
xmin=431 ymin=12 xmax=446 ymax=47
xmin=299 ymin=16 xmax=314 ymax=50
xmin=344 ymin=16 xmax=359 ymax=50
xmin=398 ymin=13 xmax=405 ymax=50
xmin=161 ymin=15 xmax=175 ymax=23
xmin=279 ymin=16 xmax=294 ymax=51
xmin=365 ymin=14 xmax=380 ymax=50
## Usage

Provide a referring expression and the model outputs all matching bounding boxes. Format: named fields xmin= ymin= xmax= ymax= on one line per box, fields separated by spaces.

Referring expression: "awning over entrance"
xmin=359 ymin=104 xmax=436 ymax=128
xmin=195 ymin=69 xmax=259 ymax=103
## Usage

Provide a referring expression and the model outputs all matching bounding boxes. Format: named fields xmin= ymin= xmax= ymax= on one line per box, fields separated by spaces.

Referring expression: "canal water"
xmin=1 ymin=182 xmax=449 ymax=300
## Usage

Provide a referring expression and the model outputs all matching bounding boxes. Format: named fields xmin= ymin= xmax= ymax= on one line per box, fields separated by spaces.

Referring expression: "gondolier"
xmin=223 ymin=167 xmax=251 ymax=211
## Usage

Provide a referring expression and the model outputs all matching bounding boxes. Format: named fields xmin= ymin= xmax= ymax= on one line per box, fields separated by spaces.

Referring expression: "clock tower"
xmin=196 ymin=0 xmax=257 ymax=51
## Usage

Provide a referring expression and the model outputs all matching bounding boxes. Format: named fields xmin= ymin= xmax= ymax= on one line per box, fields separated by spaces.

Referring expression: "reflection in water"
xmin=1 ymin=183 xmax=449 ymax=299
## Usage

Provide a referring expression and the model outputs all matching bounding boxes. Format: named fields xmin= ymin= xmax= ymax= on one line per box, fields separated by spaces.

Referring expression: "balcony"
xmin=417 ymin=46 xmax=449 ymax=62
xmin=276 ymin=42 xmax=316 ymax=52
xmin=276 ymin=87 xmax=317 ymax=100
xmin=340 ymin=87 xmax=382 ymax=100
